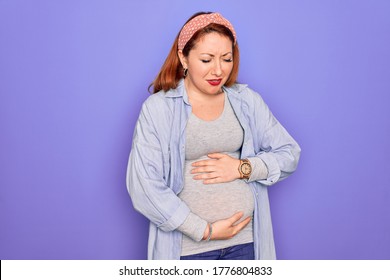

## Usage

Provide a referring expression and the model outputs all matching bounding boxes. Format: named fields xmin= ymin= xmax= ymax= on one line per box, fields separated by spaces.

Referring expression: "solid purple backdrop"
xmin=1 ymin=0 xmax=389 ymax=259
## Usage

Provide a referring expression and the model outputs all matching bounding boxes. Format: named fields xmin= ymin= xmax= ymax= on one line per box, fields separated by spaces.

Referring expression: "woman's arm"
xmin=190 ymin=90 xmax=300 ymax=186
xmin=249 ymin=91 xmax=301 ymax=186
xmin=127 ymin=100 xmax=190 ymax=232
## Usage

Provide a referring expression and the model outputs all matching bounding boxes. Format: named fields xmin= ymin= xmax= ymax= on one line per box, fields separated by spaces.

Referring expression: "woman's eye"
xmin=201 ymin=60 xmax=211 ymax=63
xmin=224 ymin=58 xmax=233 ymax=62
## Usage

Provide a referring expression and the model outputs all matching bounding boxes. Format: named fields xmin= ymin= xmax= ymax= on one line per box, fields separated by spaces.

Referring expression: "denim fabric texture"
xmin=180 ymin=243 xmax=255 ymax=260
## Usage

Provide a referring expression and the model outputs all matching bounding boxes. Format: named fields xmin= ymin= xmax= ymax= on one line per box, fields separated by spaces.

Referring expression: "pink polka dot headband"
xmin=178 ymin=13 xmax=237 ymax=50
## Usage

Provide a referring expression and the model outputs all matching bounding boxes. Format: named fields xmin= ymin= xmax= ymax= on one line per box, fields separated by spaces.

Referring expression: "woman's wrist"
xmin=202 ymin=223 xmax=212 ymax=241
xmin=238 ymin=158 xmax=252 ymax=179
xmin=235 ymin=159 xmax=242 ymax=179
xmin=205 ymin=223 xmax=213 ymax=241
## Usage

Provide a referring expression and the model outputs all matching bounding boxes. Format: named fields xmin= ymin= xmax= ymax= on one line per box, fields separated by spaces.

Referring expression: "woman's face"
xmin=179 ymin=32 xmax=234 ymax=97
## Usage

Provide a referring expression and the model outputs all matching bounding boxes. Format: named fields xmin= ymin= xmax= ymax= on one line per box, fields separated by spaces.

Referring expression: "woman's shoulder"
xmin=143 ymin=89 xmax=175 ymax=107
xmin=140 ymin=87 xmax=181 ymax=118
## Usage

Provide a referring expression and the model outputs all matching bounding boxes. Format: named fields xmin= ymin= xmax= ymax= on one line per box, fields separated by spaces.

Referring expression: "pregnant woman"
xmin=126 ymin=12 xmax=301 ymax=260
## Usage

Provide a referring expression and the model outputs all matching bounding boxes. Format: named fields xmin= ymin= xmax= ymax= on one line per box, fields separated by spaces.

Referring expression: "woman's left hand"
xmin=191 ymin=153 xmax=241 ymax=184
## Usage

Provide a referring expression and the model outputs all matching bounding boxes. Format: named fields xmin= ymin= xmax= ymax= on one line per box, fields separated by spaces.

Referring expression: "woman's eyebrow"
xmin=200 ymin=52 xmax=233 ymax=57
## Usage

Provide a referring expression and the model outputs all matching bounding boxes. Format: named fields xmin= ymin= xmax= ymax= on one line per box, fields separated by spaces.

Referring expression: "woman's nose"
xmin=212 ymin=61 xmax=222 ymax=76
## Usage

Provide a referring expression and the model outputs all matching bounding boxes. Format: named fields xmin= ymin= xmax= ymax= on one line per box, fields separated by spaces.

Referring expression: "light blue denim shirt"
xmin=126 ymin=79 xmax=301 ymax=260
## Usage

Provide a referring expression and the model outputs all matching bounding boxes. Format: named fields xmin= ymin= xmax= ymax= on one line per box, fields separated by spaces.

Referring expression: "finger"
xmin=202 ymin=177 xmax=220 ymax=184
xmin=231 ymin=217 xmax=251 ymax=236
xmin=235 ymin=216 xmax=252 ymax=229
xmin=193 ymin=172 xmax=217 ymax=180
xmin=191 ymin=166 xmax=215 ymax=174
xmin=207 ymin=153 xmax=225 ymax=159
xmin=192 ymin=159 xmax=215 ymax=167
xmin=227 ymin=212 xmax=244 ymax=224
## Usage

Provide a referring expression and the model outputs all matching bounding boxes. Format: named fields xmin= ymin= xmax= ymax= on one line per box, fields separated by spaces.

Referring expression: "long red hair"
xmin=149 ymin=12 xmax=240 ymax=93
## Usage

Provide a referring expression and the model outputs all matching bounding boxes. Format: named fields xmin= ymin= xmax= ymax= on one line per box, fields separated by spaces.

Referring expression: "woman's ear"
xmin=177 ymin=50 xmax=188 ymax=69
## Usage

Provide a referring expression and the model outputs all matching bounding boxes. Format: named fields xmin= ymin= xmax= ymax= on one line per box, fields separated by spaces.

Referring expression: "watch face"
xmin=241 ymin=163 xmax=252 ymax=175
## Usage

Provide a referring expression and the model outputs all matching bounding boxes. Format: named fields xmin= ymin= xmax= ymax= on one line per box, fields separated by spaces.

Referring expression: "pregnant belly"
xmin=179 ymin=163 xmax=254 ymax=223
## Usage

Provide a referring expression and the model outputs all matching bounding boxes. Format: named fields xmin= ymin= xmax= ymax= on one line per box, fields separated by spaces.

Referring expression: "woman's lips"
xmin=207 ymin=79 xmax=222 ymax=86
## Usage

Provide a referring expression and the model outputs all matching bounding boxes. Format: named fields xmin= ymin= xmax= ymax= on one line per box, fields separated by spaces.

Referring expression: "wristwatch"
xmin=239 ymin=158 xmax=252 ymax=179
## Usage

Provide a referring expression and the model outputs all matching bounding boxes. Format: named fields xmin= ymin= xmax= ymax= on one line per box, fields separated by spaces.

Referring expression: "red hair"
xmin=149 ymin=12 xmax=240 ymax=93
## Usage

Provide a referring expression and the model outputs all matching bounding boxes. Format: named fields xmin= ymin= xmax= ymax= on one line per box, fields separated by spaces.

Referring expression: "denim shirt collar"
xmin=164 ymin=79 xmax=190 ymax=105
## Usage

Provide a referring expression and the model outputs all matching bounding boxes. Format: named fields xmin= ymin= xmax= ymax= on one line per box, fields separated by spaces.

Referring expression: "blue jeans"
xmin=180 ymin=242 xmax=254 ymax=260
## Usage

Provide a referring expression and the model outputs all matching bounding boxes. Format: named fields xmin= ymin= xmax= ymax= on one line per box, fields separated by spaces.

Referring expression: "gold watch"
xmin=239 ymin=158 xmax=252 ymax=179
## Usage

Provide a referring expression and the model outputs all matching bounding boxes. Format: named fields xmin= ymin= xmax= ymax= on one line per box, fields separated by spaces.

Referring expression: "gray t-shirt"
xmin=178 ymin=92 xmax=254 ymax=256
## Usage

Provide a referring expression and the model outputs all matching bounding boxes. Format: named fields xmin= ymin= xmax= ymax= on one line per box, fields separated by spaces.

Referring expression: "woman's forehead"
xmin=191 ymin=33 xmax=233 ymax=53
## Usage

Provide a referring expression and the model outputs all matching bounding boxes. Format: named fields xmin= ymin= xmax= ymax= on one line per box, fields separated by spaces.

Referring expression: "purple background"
xmin=1 ymin=0 xmax=389 ymax=260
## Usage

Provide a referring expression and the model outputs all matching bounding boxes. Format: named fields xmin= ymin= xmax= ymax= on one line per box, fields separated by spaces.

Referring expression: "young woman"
xmin=126 ymin=12 xmax=301 ymax=260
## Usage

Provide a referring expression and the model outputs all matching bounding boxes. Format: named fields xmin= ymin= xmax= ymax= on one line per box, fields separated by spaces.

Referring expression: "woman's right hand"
xmin=203 ymin=212 xmax=251 ymax=240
